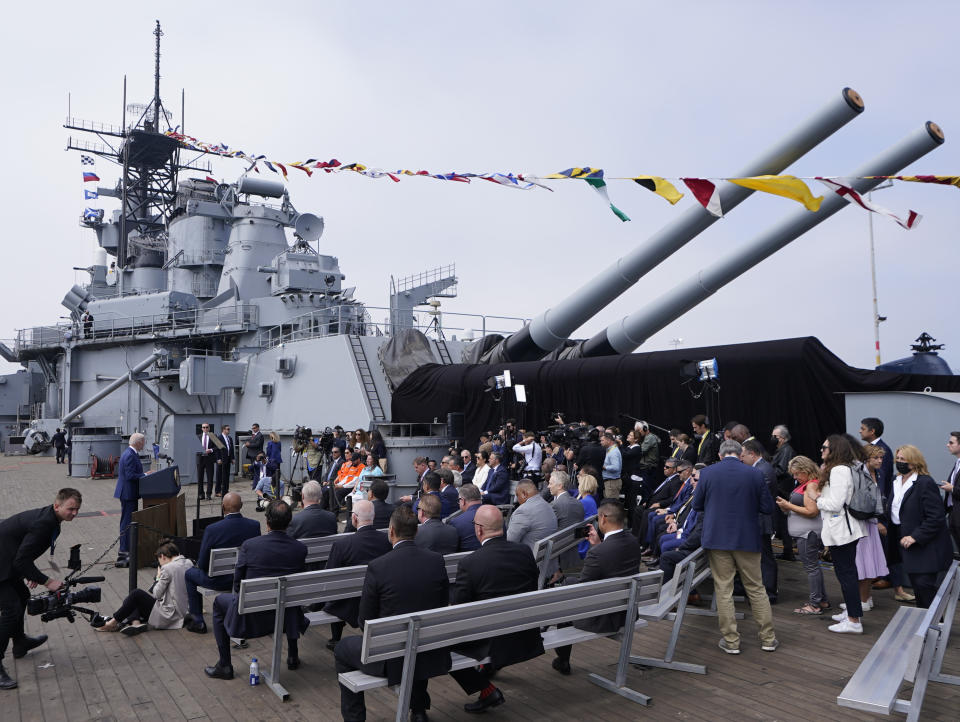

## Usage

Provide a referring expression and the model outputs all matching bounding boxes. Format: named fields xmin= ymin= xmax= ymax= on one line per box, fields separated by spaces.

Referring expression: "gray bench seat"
xmin=837 ymin=560 xmax=960 ymax=721
xmin=338 ymin=571 xmax=663 ymax=721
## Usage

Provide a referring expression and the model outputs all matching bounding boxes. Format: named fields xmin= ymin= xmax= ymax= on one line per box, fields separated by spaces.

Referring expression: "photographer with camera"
xmin=0 ymin=488 xmax=82 ymax=690
xmin=512 ymin=432 xmax=544 ymax=484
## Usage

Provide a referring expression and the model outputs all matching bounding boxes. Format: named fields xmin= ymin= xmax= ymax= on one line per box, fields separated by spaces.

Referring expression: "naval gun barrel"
xmin=494 ymin=88 xmax=865 ymax=363
xmin=580 ymin=121 xmax=945 ymax=357
xmin=61 ymin=350 xmax=165 ymax=425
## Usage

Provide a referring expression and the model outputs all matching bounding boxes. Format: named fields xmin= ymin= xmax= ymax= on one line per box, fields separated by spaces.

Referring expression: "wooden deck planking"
xmin=5 ymin=457 xmax=960 ymax=721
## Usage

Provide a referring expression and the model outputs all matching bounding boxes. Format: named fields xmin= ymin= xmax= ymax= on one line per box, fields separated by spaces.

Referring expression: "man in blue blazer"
xmin=450 ymin=483 xmax=482 ymax=551
xmin=204 ymin=501 xmax=308 ymax=679
xmin=860 ymin=417 xmax=894 ymax=501
xmin=114 ymin=433 xmax=146 ymax=567
xmin=692 ymin=439 xmax=778 ymax=655
xmin=740 ymin=439 xmax=779 ymax=601
xmin=437 ymin=469 xmax=460 ymax=518
xmin=183 ymin=493 xmax=261 ymax=633
xmin=482 ymin=452 xmax=511 ymax=505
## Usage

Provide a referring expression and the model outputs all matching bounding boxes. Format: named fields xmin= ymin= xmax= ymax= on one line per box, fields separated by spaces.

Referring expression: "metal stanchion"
xmin=128 ymin=522 xmax=139 ymax=593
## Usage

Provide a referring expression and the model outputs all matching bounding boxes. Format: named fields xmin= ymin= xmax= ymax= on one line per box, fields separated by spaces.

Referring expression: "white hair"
xmin=353 ymin=499 xmax=374 ymax=524
xmin=301 ymin=480 xmax=323 ymax=503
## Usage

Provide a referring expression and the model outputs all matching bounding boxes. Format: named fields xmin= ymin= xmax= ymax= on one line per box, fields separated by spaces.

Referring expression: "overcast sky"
xmin=0 ymin=1 xmax=954 ymax=375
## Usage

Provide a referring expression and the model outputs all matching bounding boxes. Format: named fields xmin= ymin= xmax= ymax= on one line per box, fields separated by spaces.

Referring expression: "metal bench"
xmin=207 ymin=530 xmax=383 ymax=581
xmin=532 ymin=515 xmax=598 ymax=589
xmin=630 ymin=546 xmax=712 ymax=674
xmin=235 ymin=551 xmax=470 ymax=700
xmin=338 ymin=570 xmax=663 ymax=722
xmin=837 ymin=560 xmax=960 ymax=721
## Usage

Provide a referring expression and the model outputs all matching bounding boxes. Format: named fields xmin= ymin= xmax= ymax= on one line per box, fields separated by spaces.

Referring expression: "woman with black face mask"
xmin=891 ymin=445 xmax=953 ymax=609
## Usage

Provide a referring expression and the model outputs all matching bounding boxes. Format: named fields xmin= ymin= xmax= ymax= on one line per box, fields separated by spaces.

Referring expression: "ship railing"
xmin=394 ymin=264 xmax=457 ymax=294
xmin=14 ymin=304 xmax=259 ymax=352
xmin=255 ymin=304 xmax=529 ymax=351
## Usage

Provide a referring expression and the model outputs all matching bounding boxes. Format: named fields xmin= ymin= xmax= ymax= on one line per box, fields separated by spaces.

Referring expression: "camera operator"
xmin=305 ymin=436 xmax=324 ymax=481
xmin=576 ymin=429 xmax=605 ymax=475
xmin=0 ymin=488 xmax=82 ymax=690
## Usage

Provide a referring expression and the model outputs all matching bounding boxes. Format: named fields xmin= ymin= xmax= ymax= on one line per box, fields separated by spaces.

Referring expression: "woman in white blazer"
xmin=810 ymin=434 xmax=866 ymax=634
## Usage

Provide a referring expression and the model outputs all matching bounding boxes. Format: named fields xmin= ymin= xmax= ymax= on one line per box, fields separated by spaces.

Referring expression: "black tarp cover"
xmin=391 ymin=337 xmax=960 ymax=460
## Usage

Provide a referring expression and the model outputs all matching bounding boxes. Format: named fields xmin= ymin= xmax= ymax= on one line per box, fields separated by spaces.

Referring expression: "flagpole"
xmin=867 ymin=180 xmax=893 ymax=367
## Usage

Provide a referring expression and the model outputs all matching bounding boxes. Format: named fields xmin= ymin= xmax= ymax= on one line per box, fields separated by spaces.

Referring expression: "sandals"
xmin=96 ymin=617 xmax=121 ymax=632
xmin=792 ymin=604 xmax=824 ymax=616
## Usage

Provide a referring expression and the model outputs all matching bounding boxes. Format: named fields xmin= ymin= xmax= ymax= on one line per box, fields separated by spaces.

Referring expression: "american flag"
xmin=81 ymin=155 xmax=95 ymax=166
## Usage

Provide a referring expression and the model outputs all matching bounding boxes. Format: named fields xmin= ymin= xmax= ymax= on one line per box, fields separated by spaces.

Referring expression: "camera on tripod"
xmin=293 ymin=425 xmax=313 ymax=453
xmin=26 ymin=545 xmax=103 ymax=623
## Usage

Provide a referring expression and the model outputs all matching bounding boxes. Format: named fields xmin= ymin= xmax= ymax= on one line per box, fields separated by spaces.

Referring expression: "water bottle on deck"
xmin=249 ymin=657 xmax=260 ymax=686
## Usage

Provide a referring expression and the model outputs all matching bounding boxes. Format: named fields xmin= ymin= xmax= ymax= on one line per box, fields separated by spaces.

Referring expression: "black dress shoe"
xmin=287 ymin=655 xmax=300 ymax=670
xmin=552 ymin=657 xmax=571 ymax=675
xmin=326 ymin=638 xmax=339 ymax=651
xmin=204 ymin=664 xmax=234 ymax=680
xmin=464 ymin=688 xmax=504 ymax=713
xmin=410 ymin=712 xmax=429 ymax=722
xmin=185 ymin=620 xmax=208 ymax=634
xmin=0 ymin=666 xmax=16 ymax=690
xmin=115 ymin=558 xmax=130 ymax=568
xmin=13 ymin=634 xmax=48 ymax=659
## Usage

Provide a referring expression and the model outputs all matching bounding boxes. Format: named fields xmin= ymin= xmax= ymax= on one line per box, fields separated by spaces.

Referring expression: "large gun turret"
xmin=474 ymin=88 xmax=865 ymax=365
xmin=576 ymin=121 xmax=945 ymax=357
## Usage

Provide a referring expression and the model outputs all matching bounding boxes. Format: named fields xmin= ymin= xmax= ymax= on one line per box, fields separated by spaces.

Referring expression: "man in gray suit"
xmin=286 ymin=481 xmax=338 ymax=539
xmin=415 ymin=494 xmax=460 ymax=554
xmin=507 ymin=480 xmax=559 ymax=575
xmin=549 ymin=471 xmax=585 ymax=576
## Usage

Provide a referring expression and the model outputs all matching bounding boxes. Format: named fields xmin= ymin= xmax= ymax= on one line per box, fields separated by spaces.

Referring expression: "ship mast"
xmin=64 ymin=22 xmax=212 ymax=295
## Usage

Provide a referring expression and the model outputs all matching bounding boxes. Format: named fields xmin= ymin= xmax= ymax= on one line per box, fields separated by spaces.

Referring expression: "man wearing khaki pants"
xmin=692 ymin=439 xmax=779 ymax=654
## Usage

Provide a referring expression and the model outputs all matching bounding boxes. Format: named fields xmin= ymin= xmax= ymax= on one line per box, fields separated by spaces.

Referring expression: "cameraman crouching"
xmin=0 ymin=488 xmax=82 ymax=690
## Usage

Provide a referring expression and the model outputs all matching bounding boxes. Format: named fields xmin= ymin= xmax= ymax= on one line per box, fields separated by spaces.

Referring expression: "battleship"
xmin=1 ymin=23 xmax=955 ymax=494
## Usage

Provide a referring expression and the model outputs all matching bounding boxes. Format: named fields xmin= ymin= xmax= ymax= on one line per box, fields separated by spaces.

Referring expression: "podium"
xmin=140 ymin=465 xmax=181 ymax=498
xmin=132 ymin=465 xmax=187 ymax=568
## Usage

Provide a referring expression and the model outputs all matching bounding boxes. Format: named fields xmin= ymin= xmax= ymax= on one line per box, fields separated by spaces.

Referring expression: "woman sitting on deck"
xmin=95 ymin=542 xmax=193 ymax=636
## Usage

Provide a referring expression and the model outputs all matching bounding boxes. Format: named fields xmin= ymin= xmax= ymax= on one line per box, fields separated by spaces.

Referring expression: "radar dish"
xmin=294 ymin=213 xmax=324 ymax=242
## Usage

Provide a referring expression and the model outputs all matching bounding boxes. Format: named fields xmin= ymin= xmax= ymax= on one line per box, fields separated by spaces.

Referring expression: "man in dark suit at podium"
xmin=215 ymin=424 xmax=234 ymax=497
xmin=114 ymin=433 xmax=147 ymax=568
xmin=197 ymin=423 xmax=218 ymax=500
xmin=205 ymin=501 xmax=308 ymax=679
xmin=184 ymin=493 xmax=260 ymax=634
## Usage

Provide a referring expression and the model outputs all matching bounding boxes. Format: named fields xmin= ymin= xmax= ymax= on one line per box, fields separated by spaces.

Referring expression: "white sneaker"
xmin=839 ymin=598 xmax=872 ymax=612
xmin=828 ymin=619 xmax=863 ymax=634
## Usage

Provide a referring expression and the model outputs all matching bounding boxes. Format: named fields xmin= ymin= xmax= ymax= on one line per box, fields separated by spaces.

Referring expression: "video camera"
xmin=293 ymin=425 xmax=313 ymax=453
xmin=539 ymin=414 xmax=592 ymax=453
xmin=26 ymin=545 xmax=103 ymax=624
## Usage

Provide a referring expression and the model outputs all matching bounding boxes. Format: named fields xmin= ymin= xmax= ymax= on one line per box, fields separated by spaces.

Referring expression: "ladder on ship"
xmin=348 ymin=335 xmax=386 ymax=421
xmin=435 ymin=338 xmax=453 ymax=365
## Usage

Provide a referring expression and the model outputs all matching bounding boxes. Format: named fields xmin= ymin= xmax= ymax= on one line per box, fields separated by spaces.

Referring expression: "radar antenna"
xmin=911 ymin=332 xmax=944 ymax=354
